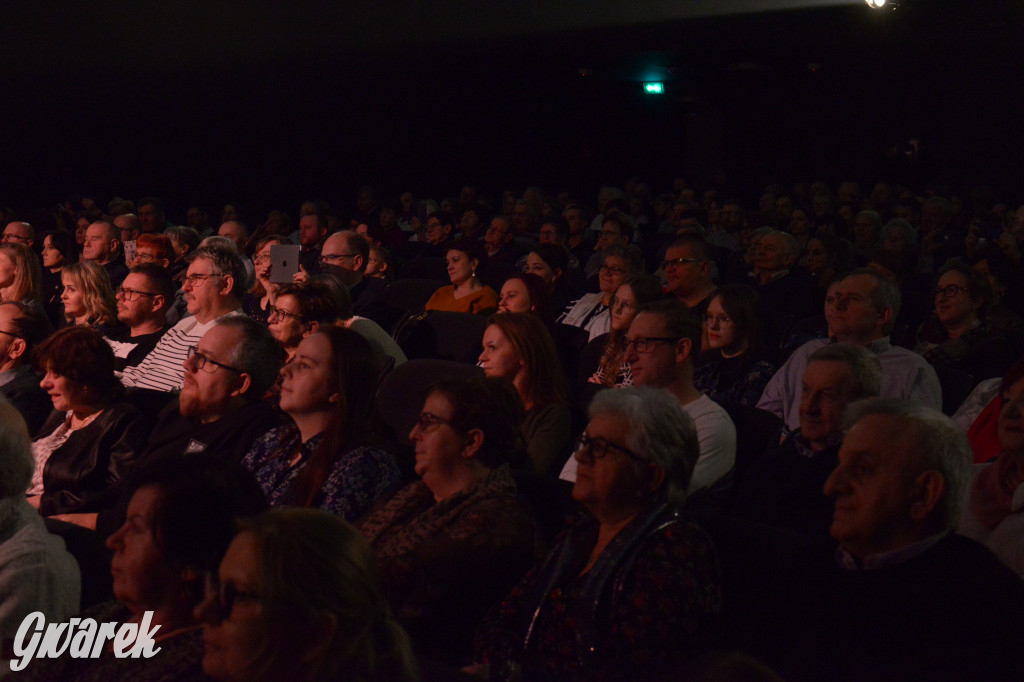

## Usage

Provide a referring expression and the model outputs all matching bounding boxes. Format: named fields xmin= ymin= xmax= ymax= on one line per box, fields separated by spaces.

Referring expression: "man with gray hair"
xmin=759 ymin=268 xmax=941 ymax=433
xmin=0 ymin=401 xmax=80 ymax=654
xmin=120 ymin=245 xmax=246 ymax=392
xmin=733 ymin=343 xmax=881 ymax=539
xmin=750 ymin=230 xmax=816 ymax=348
xmin=808 ymin=398 xmax=1024 ymax=681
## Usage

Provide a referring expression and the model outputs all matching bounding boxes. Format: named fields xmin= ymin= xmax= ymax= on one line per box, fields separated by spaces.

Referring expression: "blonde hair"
xmin=61 ymin=261 xmax=117 ymax=326
xmin=0 ymin=243 xmax=42 ymax=305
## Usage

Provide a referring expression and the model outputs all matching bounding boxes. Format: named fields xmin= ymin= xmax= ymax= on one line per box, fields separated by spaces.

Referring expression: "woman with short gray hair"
xmin=474 ymin=386 xmax=721 ymax=681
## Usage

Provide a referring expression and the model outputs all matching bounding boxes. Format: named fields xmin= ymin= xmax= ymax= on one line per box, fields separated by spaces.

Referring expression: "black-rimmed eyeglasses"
xmin=186 ymin=346 xmax=242 ymax=374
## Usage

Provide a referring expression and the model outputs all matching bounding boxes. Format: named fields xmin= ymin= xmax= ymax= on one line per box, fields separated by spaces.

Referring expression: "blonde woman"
xmin=60 ymin=261 xmax=119 ymax=332
xmin=0 ymin=242 xmax=42 ymax=308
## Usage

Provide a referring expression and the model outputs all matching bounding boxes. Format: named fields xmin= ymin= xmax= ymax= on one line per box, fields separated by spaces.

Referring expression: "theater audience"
xmin=137 ymin=316 xmax=284 ymax=467
xmin=916 ymin=260 xmax=1019 ymax=382
xmin=24 ymin=455 xmax=268 ymax=681
xmin=525 ymin=243 xmax=576 ymax=313
xmin=749 ymin=230 xmax=816 ymax=349
xmin=424 ymin=239 xmax=498 ymax=315
xmin=496 ymin=272 xmax=555 ymax=327
xmin=586 ymin=273 xmax=664 ymax=388
xmin=559 ymin=244 xmax=642 ymax=341
xmin=693 ymin=284 xmax=776 ymax=407
xmin=473 ymin=387 xmax=721 ymax=682
xmin=104 ymin=264 xmax=172 ymax=371
xmin=958 ymin=358 xmax=1024 ymax=575
xmin=479 ymin=313 xmax=571 ymax=476
xmin=197 ymin=509 xmax=418 ymax=682
xmin=164 ymin=224 xmax=200 ymax=281
xmin=312 ymin=274 xmax=407 ymax=368
xmin=0 ymin=403 xmax=79 ymax=656
xmin=0 ymin=242 xmax=42 ymax=309
xmin=267 ymin=282 xmax=338 ymax=361
xmin=359 ymin=376 xmax=535 ymax=665
xmin=807 ymin=399 xmax=1024 ymax=681
xmin=244 ymin=327 xmax=401 ymax=520
xmin=82 ymin=220 xmax=129 ymax=287
xmin=243 ymin=235 xmax=290 ymax=324
xmin=732 ymin=343 xmax=880 ymax=540
xmin=133 ymin=232 xmax=174 ymax=269
xmin=28 ymin=327 xmax=150 ymax=520
xmin=121 ymin=245 xmax=246 ymax=392
xmin=40 ymin=230 xmax=77 ymax=325
xmin=0 ymin=303 xmax=52 ymax=436
xmin=316 ymin=230 xmax=394 ymax=328
xmin=662 ymin=234 xmax=717 ymax=316
xmin=760 ymin=268 xmax=941 ymax=432
xmin=59 ymin=261 xmax=120 ymax=335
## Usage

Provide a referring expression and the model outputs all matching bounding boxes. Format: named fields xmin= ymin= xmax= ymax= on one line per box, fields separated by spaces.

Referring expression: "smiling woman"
xmin=27 ymin=326 xmax=150 ymax=519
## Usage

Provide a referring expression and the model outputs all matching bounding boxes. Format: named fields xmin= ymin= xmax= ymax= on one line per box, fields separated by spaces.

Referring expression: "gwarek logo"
xmin=9 ymin=611 xmax=161 ymax=672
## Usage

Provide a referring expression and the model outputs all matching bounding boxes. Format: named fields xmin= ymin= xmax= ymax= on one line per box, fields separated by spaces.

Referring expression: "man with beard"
xmin=134 ymin=316 xmax=282 ymax=465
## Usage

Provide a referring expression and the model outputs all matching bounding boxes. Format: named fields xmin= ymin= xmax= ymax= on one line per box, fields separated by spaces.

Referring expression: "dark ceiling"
xmin=2 ymin=1 xmax=1022 ymax=216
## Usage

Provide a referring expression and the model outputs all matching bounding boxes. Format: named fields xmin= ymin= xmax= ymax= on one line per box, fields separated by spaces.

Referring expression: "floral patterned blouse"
xmin=242 ymin=424 xmax=402 ymax=522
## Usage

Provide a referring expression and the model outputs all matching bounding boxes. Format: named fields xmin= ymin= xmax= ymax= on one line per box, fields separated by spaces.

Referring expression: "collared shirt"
xmin=758 ymin=336 xmax=942 ymax=432
xmin=0 ymin=368 xmax=15 ymax=388
xmin=836 ymin=532 xmax=948 ymax=571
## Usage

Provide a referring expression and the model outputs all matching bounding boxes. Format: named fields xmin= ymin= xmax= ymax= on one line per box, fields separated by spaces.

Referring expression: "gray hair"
xmin=187 ymin=245 xmax=248 ymax=298
xmin=808 ymin=343 xmax=882 ymax=399
xmin=0 ymin=402 xmax=34 ymax=500
xmin=588 ymin=386 xmax=699 ymax=508
xmin=199 ymin=235 xmax=238 ymax=253
xmin=880 ymin=219 xmax=917 ymax=248
xmin=843 ymin=398 xmax=973 ymax=531
xmin=842 ymin=268 xmax=902 ymax=335
xmin=770 ymin=230 xmax=800 ymax=260
xmin=214 ymin=316 xmax=285 ymax=399
xmin=602 ymin=244 xmax=644 ymax=275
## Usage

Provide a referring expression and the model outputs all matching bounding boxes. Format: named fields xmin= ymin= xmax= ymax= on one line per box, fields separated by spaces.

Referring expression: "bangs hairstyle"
xmin=61 ymin=261 xmax=117 ymax=326
xmin=485 ymin=312 xmax=567 ymax=408
xmin=136 ymin=232 xmax=175 ymax=262
xmin=33 ymin=326 xmax=123 ymax=404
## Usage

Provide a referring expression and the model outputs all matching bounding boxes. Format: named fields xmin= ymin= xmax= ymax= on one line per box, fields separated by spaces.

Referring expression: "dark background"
xmin=2 ymin=0 xmax=1022 ymax=218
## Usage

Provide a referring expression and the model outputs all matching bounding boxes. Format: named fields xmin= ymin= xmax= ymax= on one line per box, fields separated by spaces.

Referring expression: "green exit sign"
xmin=643 ymin=82 xmax=665 ymax=94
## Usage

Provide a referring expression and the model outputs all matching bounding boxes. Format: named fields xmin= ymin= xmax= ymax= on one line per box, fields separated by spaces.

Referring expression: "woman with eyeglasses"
xmin=27 ymin=327 xmax=149 ymax=522
xmin=693 ymin=284 xmax=776 ymax=407
xmin=586 ymin=274 xmax=664 ymax=388
xmin=197 ymin=508 xmax=418 ymax=682
xmin=424 ymin=239 xmax=499 ymax=315
xmin=358 ymin=376 xmax=536 ymax=666
xmin=243 ymin=235 xmax=291 ymax=324
xmin=915 ymin=260 xmax=1020 ymax=384
xmin=559 ymin=244 xmax=643 ymax=342
xmin=243 ymin=326 xmax=401 ymax=521
xmin=266 ymin=282 xmax=338 ymax=361
xmin=473 ymin=387 xmax=721 ymax=681
xmin=59 ymin=260 xmax=121 ymax=335
xmin=23 ymin=454 xmax=268 ymax=681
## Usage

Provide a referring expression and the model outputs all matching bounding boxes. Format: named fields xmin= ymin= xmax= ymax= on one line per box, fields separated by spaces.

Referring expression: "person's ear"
xmin=909 ymin=470 xmax=944 ymax=522
xmin=461 ymin=428 xmax=484 ymax=460
xmin=159 ymin=258 xmax=170 ymax=269
xmin=219 ymin=274 xmax=235 ymax=296
xmin=300 ymin=612 xmax=338 ymax=664
xmin=230 ymin=373 xmax=252 ymax=398
xmin=646 ymin=466 xmax=666 ymax=494
xmin=150 ymin=294 xmax=167 ymax=312
xmin=877 ymin=307 xmax=894 ymax=329
xmin=675 ymin=337 xmax=693 ymax=364
xmin=7 ymin=337 xmax=27 ymax=362
xmin=304 ymin=320 xmax=320 ymax=337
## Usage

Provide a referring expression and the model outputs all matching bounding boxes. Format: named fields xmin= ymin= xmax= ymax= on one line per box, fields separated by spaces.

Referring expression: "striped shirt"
xmin=119 ymin=309 xmax=243 ymax=392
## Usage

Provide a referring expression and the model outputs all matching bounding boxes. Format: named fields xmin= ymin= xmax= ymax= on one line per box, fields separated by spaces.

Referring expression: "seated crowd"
xmin=1 ymin=179 xmax=1024 ymax=681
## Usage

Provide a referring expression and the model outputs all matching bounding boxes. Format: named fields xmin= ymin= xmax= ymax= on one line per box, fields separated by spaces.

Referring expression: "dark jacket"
xmin=36 ymin=402 xmax=151 ymax=516
xmin=0 ymin=365 xmax=51 ymax=437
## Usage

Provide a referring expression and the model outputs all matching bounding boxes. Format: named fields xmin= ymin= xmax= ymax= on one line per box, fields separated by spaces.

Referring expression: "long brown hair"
xmin=595 ymin=274 xmax=663 ymax=386
xmin=287 ymin=326 xmax=379 ymax=507
xmin=485 ymin=312 xmax=567 ymax=409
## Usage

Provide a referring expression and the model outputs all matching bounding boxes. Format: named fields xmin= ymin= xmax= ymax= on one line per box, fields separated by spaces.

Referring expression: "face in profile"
xmin=198 ymin=532 xmax=266 ymax=682
xmin=498 ymin=279 xmax=532 ymax=314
